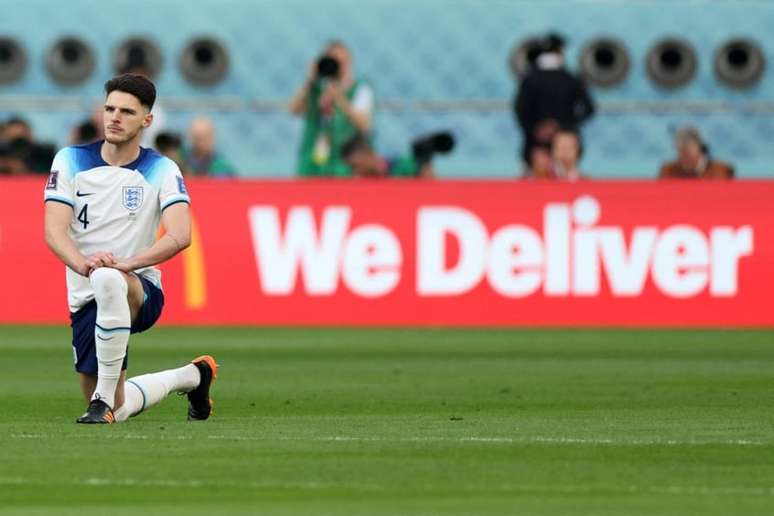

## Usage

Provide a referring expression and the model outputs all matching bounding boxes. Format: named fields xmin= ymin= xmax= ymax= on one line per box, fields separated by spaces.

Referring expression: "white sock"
xmin=90 ymin=268 xmax=131 ymax=410
xmin=113 ymin=364 xmax=201 ymax=422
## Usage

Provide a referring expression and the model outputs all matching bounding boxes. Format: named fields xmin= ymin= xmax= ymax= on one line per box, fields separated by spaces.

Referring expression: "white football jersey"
xmin=44 ymin=141 xmax=190 ymax=312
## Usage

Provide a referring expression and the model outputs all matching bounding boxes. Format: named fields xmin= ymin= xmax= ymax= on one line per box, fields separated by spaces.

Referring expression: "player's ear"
xmin=143 ymin=112 xmax=154 ymax=129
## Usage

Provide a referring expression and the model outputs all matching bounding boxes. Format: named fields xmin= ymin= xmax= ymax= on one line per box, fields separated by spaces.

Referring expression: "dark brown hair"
xmin=104 ymin=73 xmax=156 ymax=110
xmin=341 ymin=134 xmax=373 ymax=159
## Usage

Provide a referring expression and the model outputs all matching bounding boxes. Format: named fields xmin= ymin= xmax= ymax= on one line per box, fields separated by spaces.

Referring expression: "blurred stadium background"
xmin=2 ymin=0 xmax=774 ymax=177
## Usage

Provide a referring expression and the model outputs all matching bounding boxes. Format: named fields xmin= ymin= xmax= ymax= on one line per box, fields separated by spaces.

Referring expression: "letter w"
xmin=248 ymin=206 xmax=351 ymax=295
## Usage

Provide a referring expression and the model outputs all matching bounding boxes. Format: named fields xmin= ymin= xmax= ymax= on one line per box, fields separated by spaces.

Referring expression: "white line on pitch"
xmin=204 ymin=435 xmax=768 ymax=446
xmin=10 ymin=433 xmax=765 ymax=446
xmin=1 ymin=476 xmax=773 ymax=497
xmin=0 ymin=476 xmax=382 ymax=491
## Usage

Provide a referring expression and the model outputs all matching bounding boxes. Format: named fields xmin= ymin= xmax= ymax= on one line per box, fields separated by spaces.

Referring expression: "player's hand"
xmin=74 ymin=260 xmax=93 ymax=278
xmin=106 ymin=260 xmax=135 ymax=273
xmin=84 ymin=251 xmax=117 ymax=275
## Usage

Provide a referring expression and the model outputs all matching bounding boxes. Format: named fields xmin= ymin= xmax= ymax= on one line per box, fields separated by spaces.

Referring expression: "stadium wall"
xmin=3 ymin=177 xmax=773 ymax=327
xmin=3 ymin=0 xmax=774 ymax=178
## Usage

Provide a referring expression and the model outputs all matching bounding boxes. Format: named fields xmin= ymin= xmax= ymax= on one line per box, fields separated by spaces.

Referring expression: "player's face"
xmin=103 ymin=91 xmax=152 ymax=145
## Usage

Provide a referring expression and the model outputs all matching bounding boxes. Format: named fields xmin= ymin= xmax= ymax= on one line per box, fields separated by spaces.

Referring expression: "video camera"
xmin=411 ymin=131 xmax=456 ymax=165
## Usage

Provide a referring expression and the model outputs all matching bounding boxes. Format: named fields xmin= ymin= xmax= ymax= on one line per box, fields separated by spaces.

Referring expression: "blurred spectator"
xmin=659 ymin=126 xmax=734 ymax=179
xmin=3 ymin=116 xmax=32 ymax=141
xmin=182 ymin=117 xmax=235 ymax=177
xmin=342 ymin=131 xmax=454 ymax=178
xmin=0 ymin=119 xmax=26 ymax=175
xmin=514 ymin=33 xmax=595 ymax=166
xmin=342 ymin=135 xmax=429 ymax=178
xmin=70 ymin=119 xmax=99 ymax=145
xmin=551 ymin=127 xmax=584 ymax=181
xmin=154 ymin=131 xmax=189 ymax=176
xmin=341 ymin=136 xmax=390 ymax=178
xmin=522 ymin=142 xmax=554 ymax=179
xmin=289 ymin=40 xmax=374 ymax=176
xmin=0 ymin=116 xmax=55 ymax=174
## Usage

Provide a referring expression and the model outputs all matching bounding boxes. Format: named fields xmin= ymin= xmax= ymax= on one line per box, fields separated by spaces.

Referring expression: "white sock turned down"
xmin=113 ymin=364 xmax=201 ymax=422
xmin=90 ymin=268 xmax=131 ymax=410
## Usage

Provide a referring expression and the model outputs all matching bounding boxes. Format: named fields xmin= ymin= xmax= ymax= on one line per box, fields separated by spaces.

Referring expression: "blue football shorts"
xmin=70 ymin=274 xmax=164 ymax=375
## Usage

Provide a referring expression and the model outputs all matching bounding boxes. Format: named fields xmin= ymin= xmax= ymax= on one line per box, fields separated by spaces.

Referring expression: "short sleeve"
xmin=44 ymin=148 xmax=75 ymax=208
xmin=351 ymin=84 xmax=374 ymax=115
xmin=158 ymin=160 xmax=191 ymax=211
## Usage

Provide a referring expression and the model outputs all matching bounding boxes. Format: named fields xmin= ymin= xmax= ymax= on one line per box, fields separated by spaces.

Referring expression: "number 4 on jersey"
xmin=77 ymin=204 xmax=90 ymax=230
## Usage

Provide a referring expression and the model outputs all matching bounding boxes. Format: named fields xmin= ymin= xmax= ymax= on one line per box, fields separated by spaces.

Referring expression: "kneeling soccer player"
xmin=43 ymin=73 xmax=217 ymax=424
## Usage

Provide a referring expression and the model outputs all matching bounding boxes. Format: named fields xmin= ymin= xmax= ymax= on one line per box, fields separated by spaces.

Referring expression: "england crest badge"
xmin=123 ymin=186 xmax=144 ymax=211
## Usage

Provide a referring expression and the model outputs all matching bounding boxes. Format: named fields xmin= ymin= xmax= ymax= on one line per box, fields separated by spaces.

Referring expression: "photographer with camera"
xmin=289 ymin=41 xmax=374 ymax=176
xmin=341 ymin=132 xmax=455 ymax=179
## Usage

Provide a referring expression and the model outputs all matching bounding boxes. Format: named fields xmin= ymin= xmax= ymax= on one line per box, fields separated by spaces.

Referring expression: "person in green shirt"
xmin=289 ymin=41 xmax=374 ymax=177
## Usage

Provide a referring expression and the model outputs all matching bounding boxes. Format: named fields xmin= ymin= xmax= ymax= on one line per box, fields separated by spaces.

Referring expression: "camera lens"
xmin=316 ymin=56 xmax=340 ymax=79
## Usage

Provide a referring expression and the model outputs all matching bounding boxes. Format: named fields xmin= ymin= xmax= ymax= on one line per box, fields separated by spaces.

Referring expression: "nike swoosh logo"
xmin=97 ymin=335 xmax=114 ymax=341
xmin=76 ymin=191 xmax=94 ymax=197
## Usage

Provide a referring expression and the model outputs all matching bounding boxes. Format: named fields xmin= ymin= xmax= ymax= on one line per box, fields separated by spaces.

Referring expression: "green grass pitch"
xmin=1 ymin=326 xmax=773 ymax=515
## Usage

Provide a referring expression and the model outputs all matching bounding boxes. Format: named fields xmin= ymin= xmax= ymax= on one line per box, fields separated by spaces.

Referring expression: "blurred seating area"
xmin=0 ymin=0 xmax=772 ymax=178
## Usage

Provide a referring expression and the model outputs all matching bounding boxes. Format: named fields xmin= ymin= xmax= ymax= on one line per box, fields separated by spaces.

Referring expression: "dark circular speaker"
xmin=579 ymin=37 xmax=630 ymax=88
xmin=113 ymin=37 xmax=163 ymax=77
xmin=179 ymin=37 xmax=229 ymax=86
xmin=0 ymin=37 xmax=27 ymax=84
xmin=646 ymin=37 xmax=697 ymax=89
xmin=508 ymin=36 xmax=544 ymax=80
xmin=46 ymin=36 xmax=95 ymax=86
xmin=714 ymin=38 xmax=765 ymax=89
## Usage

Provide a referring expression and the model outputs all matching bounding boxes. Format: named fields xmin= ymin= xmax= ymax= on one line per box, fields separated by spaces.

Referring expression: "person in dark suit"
xmin=514 ymin=33 xmax=595 ymax=166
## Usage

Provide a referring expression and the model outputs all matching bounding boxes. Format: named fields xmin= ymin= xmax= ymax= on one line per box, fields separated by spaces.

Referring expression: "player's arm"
xmin=110 ymin=203 xmax=191 ymax=273
xmin=44 ymin=202 xmax=91 ymax=276
xmin=44 ymin=149 xmax=117 ymax=275
xmin=45 ymin=203 xmax=118 ymax=276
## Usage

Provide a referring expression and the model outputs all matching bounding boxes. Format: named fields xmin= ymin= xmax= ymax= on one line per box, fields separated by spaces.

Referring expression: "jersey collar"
xmin=95 ymin=140 xmax=149 ymax=171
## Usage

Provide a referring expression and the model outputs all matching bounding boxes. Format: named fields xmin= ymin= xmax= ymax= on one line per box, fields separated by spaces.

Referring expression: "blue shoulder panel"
xmin=68 ymin=141 xmax=108 ymax=174
xmin=138 ymin=149 xmax=177 ymax=189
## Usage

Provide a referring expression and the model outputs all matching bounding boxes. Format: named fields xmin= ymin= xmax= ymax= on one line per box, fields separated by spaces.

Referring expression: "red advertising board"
xmin=1 ymin=177 xmax=772 ymax=327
